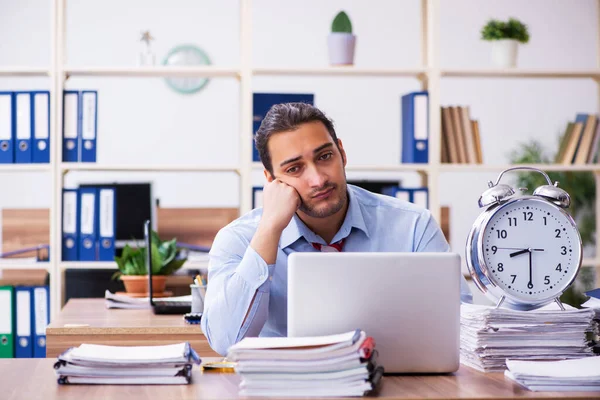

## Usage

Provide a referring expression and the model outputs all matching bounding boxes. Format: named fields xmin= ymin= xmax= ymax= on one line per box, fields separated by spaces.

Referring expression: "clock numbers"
xmin=523 ymin=211 xmax=533 ymax=221
xmin=527 ymin=282 xmax=533 ymax=289
xmin=556 ymin=263 xmax=562 ymax=272
xmin=555 ymin=229 xmax=561 ymax=238
xmin=561 ymin=246 xmax=567 ymax=255
xmin=544 ymin=276 xmax=550 ymax=285
xmin=497 ymin=229 xmax=507 ymax=239
xmin=543 ymin=217 xmax=547 ymax=225
xmin=510 ymin=274 xmax=517 ymax=283
xmin=509 ymin=217 xmax=517 ymax=227
xmin=491 ymin=246 xmax=497 ymax=254
xmin=497 ymin=263 xmax=504 ymax=272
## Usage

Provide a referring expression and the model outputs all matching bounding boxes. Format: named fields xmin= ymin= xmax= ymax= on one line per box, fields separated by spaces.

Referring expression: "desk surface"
xmin=1 ymin=358 xmax=595 ymax=400
xmin=46 ymin=298 xmax=218 ymax=357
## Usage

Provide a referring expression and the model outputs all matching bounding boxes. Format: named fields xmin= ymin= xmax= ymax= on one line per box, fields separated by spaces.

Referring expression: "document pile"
xmin=104 ymin=290 xmax=191 ymax=310
xmin=54 ymin=342 xmax=201 ymax=385
xmin=460 ymin=303 xmax=596 ymax=372
xmin=582 ymin=289 xmax=600 ymax=320
xmin=226 ymin=329 xmax=383 ymax=397
xmin=505 ymin=357 xmax=600 ymax=391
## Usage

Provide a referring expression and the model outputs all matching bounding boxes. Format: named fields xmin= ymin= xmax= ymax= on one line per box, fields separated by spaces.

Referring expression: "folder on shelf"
xmin=32 ymin=286 xmax=49 ymax=358
xmin=98 ymin=187 xmax=116 ymax=261
xmin=253 ymin=93 xmax=314 ymax=162
xmin=401 ymin=91 xmax=428 ymax=164
xmin=78 ymin=187 xmax=98 ymax=261
xmin=62 ymin=189 xmax=79 ymax=261
xmin=32 ymin=91 xmax=50 ymax=163
xmin=381 ymin=186 xmax=411 ymax=203
xmin=14 ymin=92 xmax=32 ymax=164
xmin=80 ymin=90 xmax=97 ymax=163
xmin=0 ymin=92 xmax=14 ymax=164
xmin=14 ymin=286 xmax=33 ymax=358
xmin=252 ymin=186 xmax=264 ymax=209
xmin=412 ymin=188 xmax=429 ymax=209
xmin=0 ymin=286 xmax=14 ymax=358
xmin=63 ymin=91 xmax=80 ymax=162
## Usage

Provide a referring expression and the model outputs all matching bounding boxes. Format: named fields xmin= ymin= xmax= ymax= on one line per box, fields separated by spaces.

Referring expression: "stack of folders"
xmin=226 ymin=329 xmax=383 ymax=398
xmin=104 ymin=290 xmax=192 ymax=310
xmin=54 ymin=342 xmax=201 ymax=385
xmin=460 ymin=303 xmax=596 ymax=372
xmin=504 ymin=357 xmax=600 ymax=391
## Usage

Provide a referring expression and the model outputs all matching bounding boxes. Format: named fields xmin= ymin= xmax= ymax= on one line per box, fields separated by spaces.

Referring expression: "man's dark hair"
xmin=254 ymin=103 xmax=339 ymax=175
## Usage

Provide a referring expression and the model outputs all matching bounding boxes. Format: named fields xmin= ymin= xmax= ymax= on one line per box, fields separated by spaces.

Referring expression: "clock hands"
xmin=508 ymin=248 xmax=545 ymax=258
xmin=528 ymin=250 xmax=534 ymax=289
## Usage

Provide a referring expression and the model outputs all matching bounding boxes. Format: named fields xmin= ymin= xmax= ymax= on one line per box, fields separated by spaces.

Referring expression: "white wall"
xmin=0 ymin=1 xmax=598 ymax=273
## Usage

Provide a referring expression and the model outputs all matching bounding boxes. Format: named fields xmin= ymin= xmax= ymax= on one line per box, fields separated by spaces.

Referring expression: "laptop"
xmin=145 ymin=220 xmax=191 ymax=315
xmin=287 ymin=252 xmax=461 ymax=374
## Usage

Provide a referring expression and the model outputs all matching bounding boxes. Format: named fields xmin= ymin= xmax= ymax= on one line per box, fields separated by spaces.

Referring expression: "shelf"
xmin=0 ymin=263 xmax=50 ymax=271
xmin=439 ymin=164 xmax=600 ymax=172
xmin=61 ymin=163 xmax=240 ymax=173
xmin=64 ymin=66 xmax=240 ymax=78
xmin=253 ymin=66 xmax=426 ymax=78
xmin=441 ymin=68 xmax=600 ymax=79
xmin=0 ymin=164 xmax=51 ymax=172
xmin=60 ymin=261 xmax=208 ymax=270
xmin=251 ymin=162 xmax=429 ymax=172
xmin=0 ymin=67 xmax=50 ymax=77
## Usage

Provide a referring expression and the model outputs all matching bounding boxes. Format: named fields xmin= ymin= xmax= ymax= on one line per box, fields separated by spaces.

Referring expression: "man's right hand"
xmin=260 ymin=179 xmax=300 ymax=233
xmin=250 ymin=179 xmax=300 ymax=265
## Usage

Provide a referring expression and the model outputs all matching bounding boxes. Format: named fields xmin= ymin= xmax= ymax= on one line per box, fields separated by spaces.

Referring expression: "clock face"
xmin=163 ymin=45 xmax=211 ymax=94
xmin=479 ymin=197 xmax=581 ymax=303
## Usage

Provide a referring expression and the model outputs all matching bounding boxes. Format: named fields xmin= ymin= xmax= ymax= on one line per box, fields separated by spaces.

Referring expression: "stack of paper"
xmin=460 ymin=303 xmax=596 ymax=372
xmin=226 ymin=330 xmax=383 ymax=397
xmin=104 ymin=290 xmax=191 ymax=310
xmin=54 ymin=342 xmax=201 ymax=385
xmin=505 ymin=357 xmax=600 ymax=391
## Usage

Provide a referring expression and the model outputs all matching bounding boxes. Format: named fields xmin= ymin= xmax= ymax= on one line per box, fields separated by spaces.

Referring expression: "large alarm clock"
xmin=466 ymin=167 xmax=582 ymax=311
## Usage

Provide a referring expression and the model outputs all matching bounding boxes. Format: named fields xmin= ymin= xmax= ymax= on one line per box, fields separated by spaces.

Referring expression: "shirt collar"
xmin=278 ymin=184 xmax=370 ymax=249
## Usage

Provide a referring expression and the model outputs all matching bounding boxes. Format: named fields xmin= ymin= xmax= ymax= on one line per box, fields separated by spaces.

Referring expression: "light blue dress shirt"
xmin=201 ymin=184 xmax=472 ymax=355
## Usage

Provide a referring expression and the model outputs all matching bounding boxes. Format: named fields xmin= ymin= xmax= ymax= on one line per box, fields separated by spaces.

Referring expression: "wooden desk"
xmin=1 ymin=358 xmax=596 ymax=400
xmin=46 ymin=298 xmax=219 ymax=358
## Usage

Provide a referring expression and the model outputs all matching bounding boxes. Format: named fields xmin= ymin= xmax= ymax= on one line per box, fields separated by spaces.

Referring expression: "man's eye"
xmin=286 ymin=166 xmax=298 ymax=174
xmin=320 ymin=152 xmax=333 ymax=161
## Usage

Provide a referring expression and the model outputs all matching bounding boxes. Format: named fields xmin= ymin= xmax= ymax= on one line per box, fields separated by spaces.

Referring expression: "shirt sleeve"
xmin=413 ymin=209 xmax=474 ymax=304
xmin=200 ymin=227 xmax=276 ymax=356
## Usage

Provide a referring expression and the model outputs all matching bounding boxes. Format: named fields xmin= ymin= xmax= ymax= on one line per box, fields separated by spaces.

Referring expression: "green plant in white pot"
xmin=481 ymin=17 xmax=529 ymax=68
xmin=328 ymin=11 xmax=356 ymax=65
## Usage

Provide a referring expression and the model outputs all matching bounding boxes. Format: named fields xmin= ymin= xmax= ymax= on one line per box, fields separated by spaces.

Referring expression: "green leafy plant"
xmin=332 ymin=11 xmax=352 ymax=34
xmin=509 ymin=139 xmax=596 ymax=307
xmin=113 ymin=231 xmax=187 ymax=279
xmin=481 ymin=17 xmax=530 ymax=43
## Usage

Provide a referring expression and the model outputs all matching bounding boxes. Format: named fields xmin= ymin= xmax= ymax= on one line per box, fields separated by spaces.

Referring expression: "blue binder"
xmin=382 ymin=186 xmax=412 ymax=203
xmin=401 ymin=91 xmax=429 ymax=164
xmin=62 ymin=189 xmax=79 ymax=261
xmin=0 ymin=92 xmax=14 ymax=164
xmin=32 ymin=91 xmax=50 ymax=163
xmin=97 ymin=187 xmax=116 ymax=261
xmin=411 ymin=187 xmax=429 ymax=209
xmin=252 ymin=93 xmax=314 ymax=162
xmin=14 ymin=287 xmax=33 ymax=358
xmin=32 ymin=286 xmax=49 ymax=358
xmin=78 ymin=187 xmax=98 ymax=261
xmin=80 ymin=91 xmax=97 ymax=162
xmin=62 ymin=91 xmax=80 ymax=162
xmin=14 ymin=92 xmax=32 ymax=164
xmin=252 ymin=186 xmax=264 ymax=209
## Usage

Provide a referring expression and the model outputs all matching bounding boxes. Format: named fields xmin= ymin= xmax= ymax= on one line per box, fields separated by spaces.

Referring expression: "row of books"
xmin=441 ymin=106 xmax=482 ymax=164
xmin=252 ymin=185 xmax=429 ymax=209
xmin=0 ymin=285 xmax=50 ymax=358
xmin=62 ymin=186 xmax=115 ymax=261
xmin=555 ymin=113 xmax=600 ymax=164
xmin=227 ymin=329 xmax=383 ymax=397
xmin=0 ymin=91 xmax=50 ymax=164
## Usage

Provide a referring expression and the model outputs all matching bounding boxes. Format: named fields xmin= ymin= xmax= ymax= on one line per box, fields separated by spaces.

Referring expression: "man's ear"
xmin=337 ymin=139 xmax=347 ymax=167
xmin=264 ymin=169 xmax=274 ymax=182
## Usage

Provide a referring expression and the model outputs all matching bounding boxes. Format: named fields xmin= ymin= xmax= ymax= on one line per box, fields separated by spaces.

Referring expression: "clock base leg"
xmin=495 ymin=295 xmax=506 ymax=309
xmin=554 ymin=297 xmax=566 ymax=311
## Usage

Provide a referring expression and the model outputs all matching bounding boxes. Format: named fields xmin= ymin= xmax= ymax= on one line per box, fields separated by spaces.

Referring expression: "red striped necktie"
xmin=311 ymin=238 xmax=345 ymax=252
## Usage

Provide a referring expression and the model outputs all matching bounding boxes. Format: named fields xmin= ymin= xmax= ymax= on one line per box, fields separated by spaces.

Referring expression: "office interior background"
xmin=0 ymin=0 xmax=599 ymax=309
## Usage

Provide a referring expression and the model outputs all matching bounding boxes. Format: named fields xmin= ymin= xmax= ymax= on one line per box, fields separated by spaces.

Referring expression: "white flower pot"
xmin=490 ymin=39 xmax=519 ymax=68
xmin=328 ymin=33 xmax=356 ymax=65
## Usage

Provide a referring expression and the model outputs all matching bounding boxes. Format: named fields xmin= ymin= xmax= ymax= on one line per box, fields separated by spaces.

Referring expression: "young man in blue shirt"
xmin=201 ymin=103 xmax=471 ymax=355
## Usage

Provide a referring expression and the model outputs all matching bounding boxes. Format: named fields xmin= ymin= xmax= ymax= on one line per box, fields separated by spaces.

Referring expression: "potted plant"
xmin=328 ymin=11 xmax=356 ymax=66
xmin=113 ymin=231 xmax=187 ymax=296
xmin=481 ymin=17 xmax=530 ymax=68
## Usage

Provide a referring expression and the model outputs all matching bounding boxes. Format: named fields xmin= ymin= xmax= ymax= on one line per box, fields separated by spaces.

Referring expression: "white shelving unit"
xmin=2 ymin=0 xmax=599 ymax=318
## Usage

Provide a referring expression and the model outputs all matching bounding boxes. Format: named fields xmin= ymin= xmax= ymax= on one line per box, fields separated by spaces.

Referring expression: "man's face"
xmin=267 ymin=121 xmax=348 ymax=218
